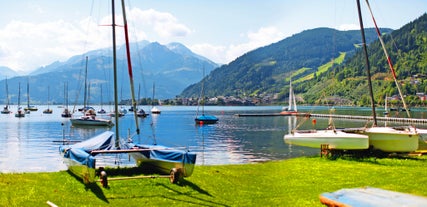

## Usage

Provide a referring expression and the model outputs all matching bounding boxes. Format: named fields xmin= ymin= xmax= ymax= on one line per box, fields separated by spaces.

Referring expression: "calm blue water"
xmin=1 ymin=105 xmax=426 ymax=173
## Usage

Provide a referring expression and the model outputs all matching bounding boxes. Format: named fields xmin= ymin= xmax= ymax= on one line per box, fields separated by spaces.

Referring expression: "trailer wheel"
xmin=170 ymin=168 xmax=182 ymax=184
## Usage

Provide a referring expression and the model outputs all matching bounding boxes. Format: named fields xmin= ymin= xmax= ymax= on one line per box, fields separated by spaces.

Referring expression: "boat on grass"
xmin=60 ymin=0 xmax=196 ymax=185
xmin=285 ymin=129 xmax=369 ymax=150
xmin=348 ymin=0 xmax=419 ymax=153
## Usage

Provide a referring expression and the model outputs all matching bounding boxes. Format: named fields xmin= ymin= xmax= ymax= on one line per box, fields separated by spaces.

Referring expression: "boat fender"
xmin=312 ymin=119 xmax=317 ymax=126
xmin=100 ymin=171 xmax=108 ymax=188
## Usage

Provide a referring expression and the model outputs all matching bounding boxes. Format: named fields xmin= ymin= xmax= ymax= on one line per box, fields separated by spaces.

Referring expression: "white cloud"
xmin=191 ymin=26 xmax=285 ymax=64
xmin=0 ymin=8 xmax=192 ymax=73
xmin=128 ymin=8 xmax=191 ymax=40
xmin=336 ymin=24 xmax=360 ymax=31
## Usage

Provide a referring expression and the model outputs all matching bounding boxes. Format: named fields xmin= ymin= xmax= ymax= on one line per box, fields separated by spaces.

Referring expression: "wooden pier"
xmin=235 ymin=112 xmax=427 ymax=124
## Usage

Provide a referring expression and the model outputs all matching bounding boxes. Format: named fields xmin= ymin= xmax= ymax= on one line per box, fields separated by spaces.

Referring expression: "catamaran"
xmin=345 ymin=0 xmax=419 ymax=153
xmin=60 ymin=0 xmax=196 ymax=185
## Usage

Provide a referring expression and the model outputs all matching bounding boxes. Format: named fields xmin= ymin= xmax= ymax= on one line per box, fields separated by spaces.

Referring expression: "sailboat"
xmin=195 ymin=67 xmax=218 ymax=124
xmin=341 ymin=0 xmax=419 ymax=153
xmin=60 ymin=0 xmax=196 ymax=184
xmin=70 ymin=57 xmax=113 ymax=127
xmin=43 ymin=86 xmax=53 ymax=114
xmin=284 ymin=108 xmax=369 ymax=150
xmin=97 ymin=84 xmax=106 ymax=114
xmin=1 ymin=78 xmax=11 ymax=114
xmin=15 ymin=82 xmax=25 ymax=118
xmin=61 ymin=82 xmax=72 ymax=118
xmin=136 ymin=83 xmax=148 ymax=118
xmin=280 ymin=78 xmax=298 ymax=115
xmin=24 ymin=80 xmax=38 ymax=112
xmin=150 ymin=82 xmax=161 ymax=114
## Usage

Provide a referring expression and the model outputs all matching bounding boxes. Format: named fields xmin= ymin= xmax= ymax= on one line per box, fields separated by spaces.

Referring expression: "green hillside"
xmin=181 ymin=13 xmax=427 ymax=107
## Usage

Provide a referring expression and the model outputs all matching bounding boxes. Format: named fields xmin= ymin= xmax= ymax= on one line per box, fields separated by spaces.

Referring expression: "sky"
xmin=0 ymin=0 xmax=426 ymax=74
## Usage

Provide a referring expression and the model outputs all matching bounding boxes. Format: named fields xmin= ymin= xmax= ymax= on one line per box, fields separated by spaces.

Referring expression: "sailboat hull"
xmin=70 ymin=117 xmax=114 ymax=127
xmin=195 ymin=115 xmax=218 ymax=124
xmin=363 ymin=127 xmax=419 ymax=152
xmin=127 ymin=144 xmax=196 ymax=177
xmin=284 ymin=130 xmax=369 ymax=150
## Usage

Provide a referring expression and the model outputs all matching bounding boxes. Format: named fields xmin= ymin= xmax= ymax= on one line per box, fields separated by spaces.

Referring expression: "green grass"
xmin=1 ymin=156 xmax=426 ymax=206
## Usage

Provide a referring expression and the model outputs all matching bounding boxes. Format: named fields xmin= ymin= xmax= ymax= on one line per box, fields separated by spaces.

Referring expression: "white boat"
xmin=1 ymin=78 xmax=11 ymax=114
xmin=350 ymin=0 xmax=419 ymax=153
xmin=280 ymin=78 xmax=298 ymax=115
xmin=150 ymin=83 xmax=161 ymax=114
xmin=285 ymin=129 xmax=369 ymax=150
xmin=15 ymin=82 xmax=25 ymax=118
xmin=24 ymin=80 xmax=38 ymax=112
xmin=70 ymin=115 xmax=114 ymax=127
xmin=60 ymin=0 xmax=196 ymax=185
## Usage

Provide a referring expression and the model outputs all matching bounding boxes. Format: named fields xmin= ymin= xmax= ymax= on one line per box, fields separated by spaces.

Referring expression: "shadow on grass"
xmin=156 ymin=182 xmax=229 ymax=207
xmin=66 ymin=171 xmax=109 ymax=203
xmin=324 ymin=149 xmax=427 ymax=165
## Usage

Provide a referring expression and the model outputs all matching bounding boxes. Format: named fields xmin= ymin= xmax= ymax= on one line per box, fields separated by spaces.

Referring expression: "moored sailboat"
xmin=195 ymin=66 xmax=218 ymax=124
xmin=24 ymin=79 xmax=38 ymax=112
xmin=1 ymin=78 xmax=11 ymax=114
xmin=280 ymin=78 xmax=298 ymax=115
xmin=15 ymin=82 xmax=25 ymax=118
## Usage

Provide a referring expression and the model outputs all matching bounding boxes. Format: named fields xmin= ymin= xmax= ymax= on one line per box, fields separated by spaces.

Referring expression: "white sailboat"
xmin=1 ymin=78 xmax=11 ymax=114
xmin=15 ymin=82 xmax=25 ymax=118
xmin=348 ymin=0 xmax=419 ymax=153
xmin=60 ymin=0 xmax=196 ymax=185
xmin=150 ymin=82 xmax=161 ymax=114
xmin=280 ymin=78 xmax=298 ymax=115
xmin=70 ymin=57 xmax=113 ymax=127
xmin=284 ymin=109 xmax=369 ymax=150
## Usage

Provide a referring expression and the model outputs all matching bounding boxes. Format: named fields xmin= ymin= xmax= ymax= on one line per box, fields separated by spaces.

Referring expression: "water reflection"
xmin=2 ymin=105 xmax=426 ymax=173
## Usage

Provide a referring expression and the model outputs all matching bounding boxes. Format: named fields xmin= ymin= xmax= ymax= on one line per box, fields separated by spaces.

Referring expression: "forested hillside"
xmin=303 ymin=13 xmax=427 ymax=106
xmin=180 ymin=28 xmax=391 ymax=100
xmin=181 ymin=13 xmax=427 ymax=108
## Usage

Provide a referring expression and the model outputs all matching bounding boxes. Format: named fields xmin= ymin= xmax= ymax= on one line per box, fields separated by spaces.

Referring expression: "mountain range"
xmin=0 ymin=41 xmax=219 ymax=105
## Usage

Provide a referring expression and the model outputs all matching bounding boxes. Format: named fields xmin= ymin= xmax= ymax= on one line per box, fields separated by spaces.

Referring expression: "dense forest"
xmin=181 ymin=13 xmax=427 ymax=107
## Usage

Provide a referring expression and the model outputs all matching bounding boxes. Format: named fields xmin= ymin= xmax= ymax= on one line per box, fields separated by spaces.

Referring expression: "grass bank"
xmin=1 ymin=156 xmax=426 ymax=206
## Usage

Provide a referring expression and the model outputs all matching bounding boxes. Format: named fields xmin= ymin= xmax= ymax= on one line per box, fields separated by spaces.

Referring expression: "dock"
xmin=235 ymin=112 xmax=427 ymax=124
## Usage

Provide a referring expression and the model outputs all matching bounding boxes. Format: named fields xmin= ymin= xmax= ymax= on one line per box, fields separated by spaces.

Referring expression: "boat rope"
xmin=364 ymin=0 xmax=411 ymax=118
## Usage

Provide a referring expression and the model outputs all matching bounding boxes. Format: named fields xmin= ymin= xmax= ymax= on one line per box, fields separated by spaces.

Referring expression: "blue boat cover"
xmin=130 ymin=143 xmax=197 ymax=165
xmin=59 ymin=131 xmax=115 ymax=168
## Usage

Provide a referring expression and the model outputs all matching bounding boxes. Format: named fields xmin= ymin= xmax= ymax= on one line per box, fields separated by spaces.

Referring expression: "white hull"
xmin=62 ymin=157 xmax=97 ymax=183
xmin=129 ymin=152 xmax=195 ymax=177
xmin=284 ymin=130 xmax=369 ymax=150
xmin=70 ymin=116 xmax=113 ymax=127
xmin=363 ymin=127 xmax=419 ymax=152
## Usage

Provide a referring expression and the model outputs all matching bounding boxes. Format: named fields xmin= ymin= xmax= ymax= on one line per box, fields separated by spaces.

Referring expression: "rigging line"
xmin=364 ymin=0 xmax=410 ymax=118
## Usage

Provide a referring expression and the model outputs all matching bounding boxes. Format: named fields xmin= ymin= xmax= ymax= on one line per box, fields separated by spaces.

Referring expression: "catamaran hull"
xmin=62 ymin=156 xmax=97 ymax=183
xmin=284 ymin=130 xmax=369 ymax=150
xmin=127 ymin=144 xmax=196 ymax=177
xmin=363 ymin=127 xmax=419 ymax=152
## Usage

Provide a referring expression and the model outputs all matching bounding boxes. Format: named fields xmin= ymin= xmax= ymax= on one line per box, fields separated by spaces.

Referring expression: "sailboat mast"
xmin=121 ymin=0 xmax=140 ymax=134
xmin=5 ymin=78 xmax=9 ymax=108
xmin=356 ymin=0 xmax=377 ymax=126
xmin=83 ymin=56 xmax=88 ymax=109
xmin=112 ymin=0 xmax=120 ymax=148
xmin=364 ymin=0 xmax=410 ymax=117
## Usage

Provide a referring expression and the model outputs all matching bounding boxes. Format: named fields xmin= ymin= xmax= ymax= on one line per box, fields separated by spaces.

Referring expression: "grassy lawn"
xmin=1 ymin=156 xmax=426 ymax=206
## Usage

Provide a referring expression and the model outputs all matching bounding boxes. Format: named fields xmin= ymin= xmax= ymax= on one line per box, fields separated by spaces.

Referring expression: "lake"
xmin=1 ymin=105 xmax=426 ymax=173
